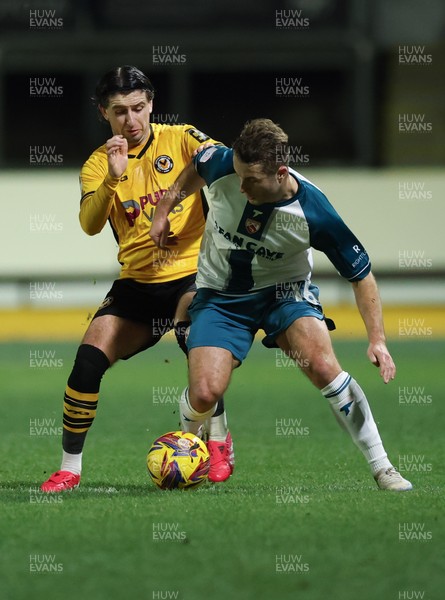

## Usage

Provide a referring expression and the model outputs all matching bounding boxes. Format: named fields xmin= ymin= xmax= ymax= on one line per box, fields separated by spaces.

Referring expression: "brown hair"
xmin=232 ymin=118 xmax=289 ymax=174
xmin=93 ymin=65 xmax=155 ymax=121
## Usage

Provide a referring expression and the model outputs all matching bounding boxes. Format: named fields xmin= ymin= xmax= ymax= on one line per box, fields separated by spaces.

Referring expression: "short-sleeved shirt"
xmin=192 ymin=146 xmax=371 ymax=297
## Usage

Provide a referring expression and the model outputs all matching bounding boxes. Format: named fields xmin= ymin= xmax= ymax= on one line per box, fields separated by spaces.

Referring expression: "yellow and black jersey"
xmin=79 ymin=123 xmax=220 ymax=283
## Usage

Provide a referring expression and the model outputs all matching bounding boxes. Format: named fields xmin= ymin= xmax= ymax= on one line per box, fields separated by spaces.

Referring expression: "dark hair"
xmin=232 ymin=118 xmax=289 ymax=174
xmin=94 ymin=65 xmax=155 ymax=110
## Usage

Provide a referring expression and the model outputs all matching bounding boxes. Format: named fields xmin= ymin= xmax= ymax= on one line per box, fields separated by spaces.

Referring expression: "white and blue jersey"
xmin=192 ymin=146 xmax=370 ymax=298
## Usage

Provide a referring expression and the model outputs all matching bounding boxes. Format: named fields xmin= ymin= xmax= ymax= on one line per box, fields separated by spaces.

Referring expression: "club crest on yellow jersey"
xmin=154 ymin=155 xmax=174 ymax=173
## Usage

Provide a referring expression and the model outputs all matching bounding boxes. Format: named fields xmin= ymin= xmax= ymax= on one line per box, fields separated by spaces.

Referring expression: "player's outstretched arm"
xmin=351 ymin=272 xmax=396 ymax=384
xmin=149 ymin=162 xmax=205 ymax=249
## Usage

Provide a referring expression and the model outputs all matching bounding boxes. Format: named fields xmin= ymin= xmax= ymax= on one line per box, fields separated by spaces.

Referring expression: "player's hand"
xmin=106 ymin=135 xmax=128 ymax=178
xmin=367 ymin=341 xmax=396 ymax=384
xmin=192 ymin=142 xmax=215 ymax=157
xmin=149 ymin=216 xmax=178 ymax=249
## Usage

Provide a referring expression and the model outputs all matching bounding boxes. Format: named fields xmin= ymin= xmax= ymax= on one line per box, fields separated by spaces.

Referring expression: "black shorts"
xmin=93 ymin=274 xmax=196 ymax=353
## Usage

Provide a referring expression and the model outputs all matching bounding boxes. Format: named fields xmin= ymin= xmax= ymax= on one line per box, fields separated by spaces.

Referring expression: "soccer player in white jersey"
xmin=150 ymin=118 xmax=412 ymax=491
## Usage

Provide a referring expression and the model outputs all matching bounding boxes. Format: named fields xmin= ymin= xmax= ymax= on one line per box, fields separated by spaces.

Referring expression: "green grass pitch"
xmin=0 ymin=338 xmax=443 ymax=600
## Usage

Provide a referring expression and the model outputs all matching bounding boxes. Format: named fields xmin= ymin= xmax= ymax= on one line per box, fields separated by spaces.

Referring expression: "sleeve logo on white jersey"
xmin=199 ymin=147 xmax=218 ymax=163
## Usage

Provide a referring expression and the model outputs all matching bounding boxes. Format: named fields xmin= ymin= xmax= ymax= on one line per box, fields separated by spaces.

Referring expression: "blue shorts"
xmin=187 ymin=283 xmax=325 ymax=363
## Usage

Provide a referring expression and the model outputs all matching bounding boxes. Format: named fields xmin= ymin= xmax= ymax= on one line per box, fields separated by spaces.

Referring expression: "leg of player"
xmin=180 ymin=346 xmax=236 ymax=482
xmin=276 ymin=317 xmax=412 ymax=491
xmin=40 ymin=315 xmax=155 ymax=492
xmin=174 ymin=292 xmax=234 ymax=481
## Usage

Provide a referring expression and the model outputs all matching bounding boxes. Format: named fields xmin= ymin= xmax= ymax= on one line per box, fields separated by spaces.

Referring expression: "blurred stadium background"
xmin=0 ymin=0 xmax=444 ymax=339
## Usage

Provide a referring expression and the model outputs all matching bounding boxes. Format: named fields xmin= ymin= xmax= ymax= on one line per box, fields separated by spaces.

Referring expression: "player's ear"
xmin=277 ymin=165 xmax=288 ymax=181
xmin=99 ymin=105 xmax=109 ymax=121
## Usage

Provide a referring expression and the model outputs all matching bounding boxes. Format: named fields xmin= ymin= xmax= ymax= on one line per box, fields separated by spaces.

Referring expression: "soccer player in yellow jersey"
xmin=41 ymin=66 xmax=233 ymax=492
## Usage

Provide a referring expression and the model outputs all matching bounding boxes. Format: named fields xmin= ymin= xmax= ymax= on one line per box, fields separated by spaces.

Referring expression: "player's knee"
xmin=302 ymin=353 xmax=340 ymax=389
xmin=68 ymin=344 xmax=110 ymax=391
xmin=174 ymin=321 xmax=190 ymax=356
xmin=191 ymin=380 xmax=223 ymax=409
